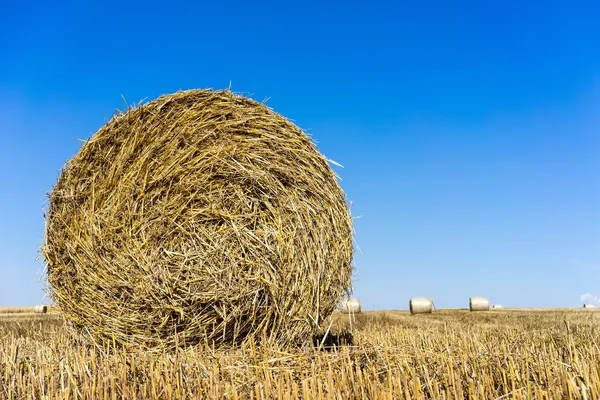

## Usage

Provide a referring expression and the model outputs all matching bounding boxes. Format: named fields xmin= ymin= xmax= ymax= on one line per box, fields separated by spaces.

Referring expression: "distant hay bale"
xmin=469 ymin=296 xmax=490 ymax=311
xmin=583 ymin=304 xmax=596 ymax=309
xmin=409 ymin=297 xmax=433 ymax=314
xmin=339 ymin=298 xmax=361 ymax=314
xmin=43 ymin=89 xmax=354 ymax=350
xmin=34 ymin=305 xmax=48 ymax=314
xmin=492 ymin=304 xmax=503 ymax=309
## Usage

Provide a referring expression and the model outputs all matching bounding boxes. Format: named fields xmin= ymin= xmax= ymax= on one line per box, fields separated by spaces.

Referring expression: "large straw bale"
xmin=339 ymin=298 xmax=361 ymax=314
xmin=34 ymin=305 xmax=48 ymax=313
xmin=409 ymin=297 xmax=433 ymax=314
xmin=469 ymin=296 xmax=490 ymax=311
xmin=43 ymin=89 xmax=354 ymax=350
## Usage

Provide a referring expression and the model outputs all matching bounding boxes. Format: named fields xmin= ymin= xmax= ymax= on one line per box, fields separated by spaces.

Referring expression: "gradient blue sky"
xmin=1 ymin=1 xmax=599 ymax=309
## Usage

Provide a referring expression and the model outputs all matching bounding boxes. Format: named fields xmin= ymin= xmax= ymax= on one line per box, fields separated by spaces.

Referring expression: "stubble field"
xmin=1 ymin=308 xmax=599 ymax=399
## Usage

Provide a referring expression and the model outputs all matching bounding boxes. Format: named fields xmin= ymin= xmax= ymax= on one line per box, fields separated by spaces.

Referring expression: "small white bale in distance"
xmin=469 ymin=296 xmax=490 ymax=311
xmin=583 ymin=304 xmax=596 ymax=309
xmin=409 ymin=297 xmax=433 ymax=314
xmin=339 ymin=298 xmax=361 ymax=314
xmin=492 ymin=304 xmax=503 ymax=309
xmin=34 ymin=305 xmax=48 ymax=313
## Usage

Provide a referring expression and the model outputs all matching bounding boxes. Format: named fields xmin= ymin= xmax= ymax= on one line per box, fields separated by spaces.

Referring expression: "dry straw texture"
xmin=409 ymin=297 xmax=432 ymax=314
xmin=469 ymin=296 xmax=490 ymax=311
xmin=339 ymin=298 xmax=361 ymax=314
xmin=43 ymin=89 xmax=354 ymax=350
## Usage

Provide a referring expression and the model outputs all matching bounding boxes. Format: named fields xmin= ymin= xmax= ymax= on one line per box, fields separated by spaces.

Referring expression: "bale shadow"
xmin=311 ymin=330 xmax=354 ymax=351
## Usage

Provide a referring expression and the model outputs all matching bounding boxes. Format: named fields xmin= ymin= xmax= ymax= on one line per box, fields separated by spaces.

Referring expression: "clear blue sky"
xmin=1 ymin=1 xmax=599 ymax=309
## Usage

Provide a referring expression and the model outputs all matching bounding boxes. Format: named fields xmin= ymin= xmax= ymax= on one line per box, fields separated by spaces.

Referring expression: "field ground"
xmin=0 ymin=306 xmax=59 ymax=319
xmin=1 ymin=308 xmax=599 ymax=399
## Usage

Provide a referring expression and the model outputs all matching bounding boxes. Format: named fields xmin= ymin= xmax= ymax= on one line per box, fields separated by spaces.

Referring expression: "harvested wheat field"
xmin=1 ymin=309 xmax=600 ymax=399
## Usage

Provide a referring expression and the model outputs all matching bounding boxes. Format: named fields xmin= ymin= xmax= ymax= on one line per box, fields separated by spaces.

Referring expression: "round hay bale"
xmin=34 ymin=305 xmax=48 ymax=313
xmin=469 ymin=296 xmax=489 ymax=311
xmin=339 ymin=298 xmax=361 ymax=314
xmin=492 ymin=304 xmax=503 ymax=309
xmin=43 ymin=89 xmax=354 ymax=350
xmin=409 ymin=297 xmax=432 ymax=314
xmin=583 ymin=304 xmax=596 ymax=309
